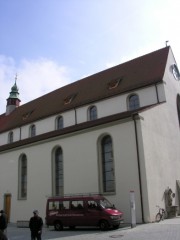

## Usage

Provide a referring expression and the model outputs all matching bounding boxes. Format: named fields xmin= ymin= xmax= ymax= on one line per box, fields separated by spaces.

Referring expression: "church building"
xmin=0 ymin=46 xmax=180 ymax=224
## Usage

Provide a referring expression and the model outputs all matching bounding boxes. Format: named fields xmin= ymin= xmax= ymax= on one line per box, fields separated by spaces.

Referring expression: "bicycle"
xmin=155 ymin=205 xmax=166 ymax=222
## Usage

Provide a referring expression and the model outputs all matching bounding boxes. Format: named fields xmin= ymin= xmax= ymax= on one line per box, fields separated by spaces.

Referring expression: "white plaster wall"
xmin=0 ymin=119 xmax=142 ymax=224
xmin=15 ymin=110 xmax=76 ymax=141
xmin=21 ymin=116 xmax=55 ymax=139
xmin=0 ymin=82 xmax=165 ymax=146
xmin=157 ymin=82 xmax=166 ymax=102
xmin=76 ymin=85 xmax=164 ymax=124
xmin=0 ymin=132 xmax=7 ymax=145
xmin=139 ymin=48 xmax=180 ymax=222
xmin=13 ymin=128 xmax=21 ymax=142
xmin=0 ymin=127 xmax=21 ymax=145
xmin=62 ymin=110 xmax=76 ymax=127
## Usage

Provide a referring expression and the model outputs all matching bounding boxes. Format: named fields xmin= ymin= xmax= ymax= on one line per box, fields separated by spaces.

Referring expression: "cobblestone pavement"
xmin=6 ymin=217 xmax=180 ymax=240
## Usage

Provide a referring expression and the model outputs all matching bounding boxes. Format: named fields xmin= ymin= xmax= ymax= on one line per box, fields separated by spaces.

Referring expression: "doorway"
xmin=4 ymin=194 xmax=11 ymax=222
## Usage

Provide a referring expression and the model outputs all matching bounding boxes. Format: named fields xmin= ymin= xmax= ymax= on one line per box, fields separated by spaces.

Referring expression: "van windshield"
xmin=99 ymin=198 xmax=114 ymax=209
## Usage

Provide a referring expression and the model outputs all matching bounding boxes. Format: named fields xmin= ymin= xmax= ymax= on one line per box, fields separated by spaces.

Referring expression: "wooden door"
xmin=4 ymin=194 xmax=11 ymax=222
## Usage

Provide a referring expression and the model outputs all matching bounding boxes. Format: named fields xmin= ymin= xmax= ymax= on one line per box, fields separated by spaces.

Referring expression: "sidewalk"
xmin=47 ymin=217 xmax=180 ymax=240
xmin=6 ymin=217 xmax=180 ymax=240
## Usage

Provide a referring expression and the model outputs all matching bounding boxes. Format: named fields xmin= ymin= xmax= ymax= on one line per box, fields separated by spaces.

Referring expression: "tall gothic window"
xmin=53 ymin=147 xmax=64 ymax=196
xmin=128 ymin=94 xmax=140 ymax=110
xmin=18 ymin=154 xmax=27 ymax=199
xmin=101 ymin=135 xmax=115 ymax=193
xmin=88 ymin=106 xmax=97 ymax=120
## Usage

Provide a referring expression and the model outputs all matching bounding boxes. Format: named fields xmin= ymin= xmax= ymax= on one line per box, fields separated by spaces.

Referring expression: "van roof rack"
xmin=46 ymin=193 xmax=103 ymax=198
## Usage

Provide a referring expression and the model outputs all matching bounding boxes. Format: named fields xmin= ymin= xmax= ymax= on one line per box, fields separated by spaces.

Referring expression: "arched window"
xmin=128 ymin=94 xmax=140 ymax=110
xmin=8 ymin=131 xmax=13 ymax=143
xmin=30 ymin=124 xmax=36 ymax=137
xmin=56 ymin=116 xmax=64 ymax=130
xmin=88 ymin=106 xmax=97 ymax=120
xmin=52 ymin=147 xmax=64 ymax=196
xmin=18 ymin=154 xmax=27 ymax=199
xmin=101 ymin=135 xmax=115 ymax=193
xmin=177 ymin=94 xmax=180 ymax=127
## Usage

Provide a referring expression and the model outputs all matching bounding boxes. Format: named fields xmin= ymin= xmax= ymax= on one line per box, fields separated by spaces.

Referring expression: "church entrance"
xmin=4 ymin=193 xmax=11 ymax=222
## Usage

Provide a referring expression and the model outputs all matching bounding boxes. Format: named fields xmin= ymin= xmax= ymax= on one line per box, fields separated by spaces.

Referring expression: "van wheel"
xmin=54 ymin=221 xmax=63 ymax=231
xmin=100 ymin=220 xmax=109 ymax=231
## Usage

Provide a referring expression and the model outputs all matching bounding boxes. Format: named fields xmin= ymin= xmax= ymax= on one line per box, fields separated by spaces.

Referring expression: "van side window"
xmin=63 ymin=201 xmax=70 ymax=210
xmin=49 ymin=201 xmax=59 ymax=210
xmin=87 ymin=200 xmax=98 ymax=209
xmin=48 ymin=201 xmax=70 ymax=210
xmin=71 ymin=200 xmax=84 ymax=209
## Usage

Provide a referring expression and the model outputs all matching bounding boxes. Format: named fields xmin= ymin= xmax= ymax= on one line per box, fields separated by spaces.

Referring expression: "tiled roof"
xmin=0 ymin=46 xmax=169 ymax=133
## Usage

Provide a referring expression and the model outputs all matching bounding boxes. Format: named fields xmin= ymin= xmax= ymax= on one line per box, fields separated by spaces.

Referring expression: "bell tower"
xmin=6 ymin=74 xmax=21 ymax=115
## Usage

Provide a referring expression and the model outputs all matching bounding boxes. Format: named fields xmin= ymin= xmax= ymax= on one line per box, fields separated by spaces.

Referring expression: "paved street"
xmin=6 ymin=216 xmax=180 ymax=240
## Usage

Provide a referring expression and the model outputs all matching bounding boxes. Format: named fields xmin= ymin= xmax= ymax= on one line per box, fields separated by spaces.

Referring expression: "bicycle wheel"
xmin=155 ymin=213 xmax=161 ymax=222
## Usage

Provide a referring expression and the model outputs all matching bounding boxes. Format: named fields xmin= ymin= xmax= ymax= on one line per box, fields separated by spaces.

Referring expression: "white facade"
xmin=0 ymin=84 xmax=165 ymax=146
xmin=0 ymin=47 xmax=180 ymax=224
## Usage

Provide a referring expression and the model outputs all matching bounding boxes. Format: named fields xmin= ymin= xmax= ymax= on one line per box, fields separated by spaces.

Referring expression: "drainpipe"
xmin=74 ymin=108 xmax=77 ymax=125
xmin=19 ymin=127 xmax=21 ymax=140
xmin=132 ymin=113 xmax=145 ymax=223
xmin=155 ymin=84 xmax=160 ymax=103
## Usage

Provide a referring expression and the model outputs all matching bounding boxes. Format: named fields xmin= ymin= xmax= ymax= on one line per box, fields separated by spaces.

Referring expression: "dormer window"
xmin=64 ymin=94 xmax=76 ymax=105
xmin=108 ymin=78 xmax=122 ymax=90
xmin=22 ymin=110 xmax=34 ymax=121
xmin=29 ymin=124 xmax=36 ymax=137
xmin=8 ymin=131 xmax=13 ymax=143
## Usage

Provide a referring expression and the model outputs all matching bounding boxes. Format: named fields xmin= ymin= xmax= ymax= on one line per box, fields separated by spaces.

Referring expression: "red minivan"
xmin=45 ymin=194 xmax=123 ymax=230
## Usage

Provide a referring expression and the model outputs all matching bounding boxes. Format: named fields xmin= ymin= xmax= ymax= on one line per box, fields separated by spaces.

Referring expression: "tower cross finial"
xmin=15 ymin=73 xmax=18 ymax=84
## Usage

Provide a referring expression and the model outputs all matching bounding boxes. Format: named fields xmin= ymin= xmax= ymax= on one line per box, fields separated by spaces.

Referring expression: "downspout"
xmin=155 ymin=84 xmax=160 ymax=103
xmin=132 ymin=113 xmax=145 ymax=223
xmin=19 ymin=127 xmax=21 ymax=140
xmin=74 ymin=108 xmax=77 ymax=125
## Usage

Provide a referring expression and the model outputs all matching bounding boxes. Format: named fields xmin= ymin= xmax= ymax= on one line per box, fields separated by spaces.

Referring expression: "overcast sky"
xmin=0 ymin=0 xmax=180 ymax=114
